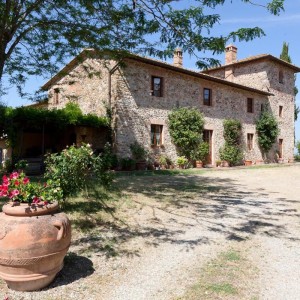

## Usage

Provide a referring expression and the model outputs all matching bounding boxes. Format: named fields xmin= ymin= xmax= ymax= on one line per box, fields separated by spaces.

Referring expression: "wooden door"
xmin=203 ymin=130 xmax=213 ymax=164
xmin=279 ymin=139 xmax=283 ymax=159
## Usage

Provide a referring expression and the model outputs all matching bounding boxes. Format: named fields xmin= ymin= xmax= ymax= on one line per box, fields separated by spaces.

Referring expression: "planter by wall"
xmin=195 ymin=160 xmax=203 ymax=168
xmin=244 ymin=160 xmax=252 ymax=166
xmin=0 ymin=201 xmax=71 ymax=291
xmin=221 ymin=160 xmax=230 ymax=167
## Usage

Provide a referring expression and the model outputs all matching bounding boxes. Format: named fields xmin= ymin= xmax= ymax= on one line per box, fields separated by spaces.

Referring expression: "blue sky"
xmin=2 ymin=0 xmax=300 ymax=145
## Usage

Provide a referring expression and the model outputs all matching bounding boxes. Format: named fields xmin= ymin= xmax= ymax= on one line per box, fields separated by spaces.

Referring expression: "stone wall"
xmin=206 ymin=59 xmax=295 ymax=162
xmin=46 ymin=54 xmax=295 ymax=165
xmin=47 ymin=57 xmax=113 ymax=116
xmin=111 ymin=59 xmax=270 ymax=165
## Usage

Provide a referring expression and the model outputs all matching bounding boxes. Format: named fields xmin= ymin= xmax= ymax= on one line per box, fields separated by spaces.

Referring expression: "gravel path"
xmin=1 ymin=164 xmax=300 ymax=300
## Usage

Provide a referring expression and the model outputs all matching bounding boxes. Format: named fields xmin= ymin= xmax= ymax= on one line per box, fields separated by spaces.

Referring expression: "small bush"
xmin=44 ymin=143 xmax=114 ymax=201
xmin=177 ymin=156 xmax=188 ymax=167
xmin=190 ymin=142 xmax=209 ymax=162
xmin=130 ymin=142 xmax=148 ymax=161
xmin=296 ymin=140 xmax=300 ymax=155
xmin=120 ymin=157 xmax=136 ymax=170
xmin=219 ymin=144 xmax=243 ymax=166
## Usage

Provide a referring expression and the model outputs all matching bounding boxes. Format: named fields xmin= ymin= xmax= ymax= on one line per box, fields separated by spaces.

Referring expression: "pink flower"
xmin=2 ymin=175 xmax=9 ymax=186
xmin=23 ymin=177 xmax=30 ymax=184
xmin=14 ymin=180 xmax=20 ymax=186
xmin=8 ymin=189 xmax=19 ymax=199
xmin=32 ymin=196 xmax=40 ymax=204
xmin=9 ymin=172 xmax=19 ymax=180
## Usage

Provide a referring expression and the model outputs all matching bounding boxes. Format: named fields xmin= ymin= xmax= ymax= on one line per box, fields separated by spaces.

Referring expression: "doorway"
xmin=203 ymin=130 xmax=213 ymax=164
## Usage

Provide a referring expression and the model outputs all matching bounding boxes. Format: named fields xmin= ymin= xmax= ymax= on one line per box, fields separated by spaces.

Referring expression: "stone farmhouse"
xmin=42 ymin=45 xmax=300 ymax=166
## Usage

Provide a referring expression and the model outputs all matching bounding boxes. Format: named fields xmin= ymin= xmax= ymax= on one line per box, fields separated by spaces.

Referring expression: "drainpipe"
xmin=108 ymin=61 xmax=121 ymax=108
xmin=108 ymin=60 xmax=122 ymax=152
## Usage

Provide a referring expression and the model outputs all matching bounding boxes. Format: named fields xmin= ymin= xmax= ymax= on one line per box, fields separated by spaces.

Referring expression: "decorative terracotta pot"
xmin=244 ymin=160 xmax=252 ymax=166
xmin=0 ymin=201 xmax=71 ymax=291
xmin=195 ymin=160 xmax=203 ymax=168
xmin=221 ymin=161 xmax=229 ymax=167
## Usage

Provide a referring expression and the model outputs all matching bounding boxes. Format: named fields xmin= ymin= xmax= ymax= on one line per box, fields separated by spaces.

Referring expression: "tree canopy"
xmin=0 ymin=0 xmax=285 ymax=96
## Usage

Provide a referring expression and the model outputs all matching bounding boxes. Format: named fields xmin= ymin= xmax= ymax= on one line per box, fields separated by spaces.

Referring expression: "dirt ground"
xmin=1 ymin=164 xmax=300 ymax=300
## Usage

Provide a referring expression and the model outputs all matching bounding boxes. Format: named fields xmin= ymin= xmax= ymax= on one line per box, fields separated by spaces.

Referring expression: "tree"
xmin=0 ymin=0 xmax=285 ymax=96
xmin=279 ymin=41 xmax=299 ymax=121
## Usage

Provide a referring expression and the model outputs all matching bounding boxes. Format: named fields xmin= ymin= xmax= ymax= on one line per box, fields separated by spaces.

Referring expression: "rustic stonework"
xmin=205 ymin=58 xmax=296 ymax=163
xmin=43 ymin=49 xmax=298 ymax=165
xmin=111 ymin=58 xmax=268 ymax=164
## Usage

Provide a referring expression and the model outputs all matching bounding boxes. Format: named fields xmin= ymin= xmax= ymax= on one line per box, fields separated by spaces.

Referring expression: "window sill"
xmin=151 ymin=144 xmax=165 ymax=149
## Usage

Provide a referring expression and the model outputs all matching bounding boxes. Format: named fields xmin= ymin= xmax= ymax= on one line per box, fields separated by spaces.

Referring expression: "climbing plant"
xmin=0 ymin=103 xmax=109 ymax=148
xmin=219 ymin=119 xmax=243 ymax=166
xmin=256 ymin=111 xmax=279 ymax=154
xmin=168 ymin=107 xmax=205 ymax=160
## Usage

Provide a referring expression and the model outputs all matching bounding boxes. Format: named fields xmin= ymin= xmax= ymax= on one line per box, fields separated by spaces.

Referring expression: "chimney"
xmin=173 ymin=48 xmax=183 ymax=67
xmin=225 ymin=44 xmax=237 ymax=65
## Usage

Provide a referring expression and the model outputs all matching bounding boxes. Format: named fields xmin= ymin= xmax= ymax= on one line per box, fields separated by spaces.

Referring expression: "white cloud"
xmin=221 ymin=14 xmax=300 ymax=25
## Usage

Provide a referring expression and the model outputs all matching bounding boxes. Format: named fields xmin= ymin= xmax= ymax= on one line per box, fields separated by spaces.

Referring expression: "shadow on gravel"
xmin=45 ymin=252 xmax=95 ymax=289
xmin=113 ymin=173 xmax=300 ymax=245
xmin=70 ymin=171 xmax=300 ymax=259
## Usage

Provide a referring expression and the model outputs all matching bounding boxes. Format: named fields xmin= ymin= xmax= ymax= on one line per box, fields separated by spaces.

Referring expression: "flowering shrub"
xmin=44 ymin=143 xmax=114 ymax=201
xmin=0 ymin=171 xmax=63 ymax=204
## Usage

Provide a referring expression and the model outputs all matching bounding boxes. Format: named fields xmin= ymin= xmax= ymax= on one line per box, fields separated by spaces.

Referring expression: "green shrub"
xmin=130 ymin=142 xmax=148 ymax=161
xmin=190 ymin=142 xmax=209 ymax=162
xmin=296 ymin=140 xmax=300 ymax=155
xmin=219 ymin=144 xmax=243 ymax=166
xmin=223 ymin=119 xmax=242 ymax=145
xmin=168 ymin=107 xmax=205 ymax=159
xmin=177 ymin=156 xmax=188 ymax=167
xmin=219 ymin=119 xmax=242 ymax=166
xmin=256 ymin=111 xmax=279 ymax=153
xmin=120 ymin=157 xmax=136 ymax=170
xmin=44 ymin=143 xmax=114 ymax=201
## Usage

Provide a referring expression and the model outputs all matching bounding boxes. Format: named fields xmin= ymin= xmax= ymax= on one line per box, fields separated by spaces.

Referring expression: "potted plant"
xmin=166 ymin=157 xmax=174 ymax=169
xmin=191 ymin=142 xmax=209 ymax=168
xmin=216 ymin=160 xmax=222 ymax=167
xmin=159 ymin=155 xmax=168 ymax=169
xmin=244 ymin=159 xmax=252 ymax=166
xmin=0 ymin=171 xmax=71 ymax=292
xmin=130 ymin=142 xmax=148 ymax=170
xmin=177 ymin=156 xmax=188 ymax=169
xmin=120 ymin=157 xmax=136 ymax=171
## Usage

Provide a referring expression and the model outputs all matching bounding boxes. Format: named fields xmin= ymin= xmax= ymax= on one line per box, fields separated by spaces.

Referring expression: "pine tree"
xmin=280 ymin=42 xmax=291 ymax=63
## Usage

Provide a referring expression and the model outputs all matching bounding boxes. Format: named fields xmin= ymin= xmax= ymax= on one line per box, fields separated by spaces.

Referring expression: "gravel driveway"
xmin=1 ymin=164 xmax=300 ymax=300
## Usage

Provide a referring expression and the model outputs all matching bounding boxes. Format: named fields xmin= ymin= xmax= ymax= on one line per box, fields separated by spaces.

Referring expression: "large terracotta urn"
xmin=0 ymin=201 xmax=71 ymax=291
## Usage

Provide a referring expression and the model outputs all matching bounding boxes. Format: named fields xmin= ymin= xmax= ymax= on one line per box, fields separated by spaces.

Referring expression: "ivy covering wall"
xmin=0 ymin=103 xmax=109 ymax=148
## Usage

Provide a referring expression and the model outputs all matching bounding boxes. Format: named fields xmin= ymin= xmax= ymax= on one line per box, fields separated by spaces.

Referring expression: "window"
xmin=151 ymin=76 xmax=163 ymax=97
xmin=151 ymin=124 xmax=163 ymax=146
xmin=203 ymin=88 xmax=212 ymax=106
xmin=54 ymin=88 xmax=60 ymax=104
xmin=279 ymin=105 xmax=283 ymax=117
xmin=247 ymin=98 xmax=254 ymax=113
xmin=247 ymin=133 xmax=254 ymax=150
xmin=279 ymin=70 xmax=284 ymax=84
